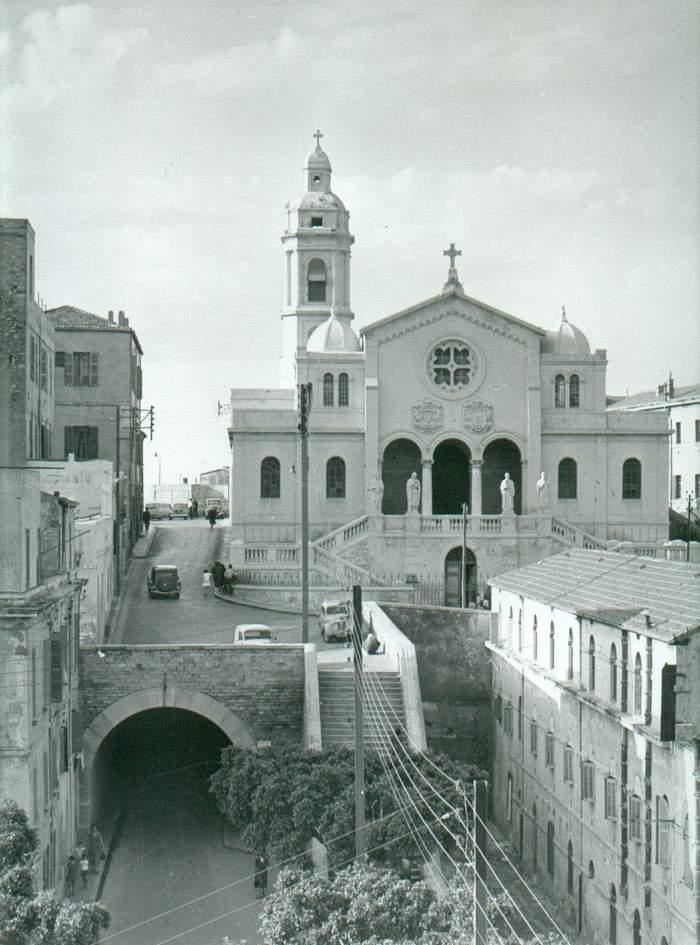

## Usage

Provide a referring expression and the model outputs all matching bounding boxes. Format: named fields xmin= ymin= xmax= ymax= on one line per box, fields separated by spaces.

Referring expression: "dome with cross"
xmin=307 ymin=312 xmax=361 ymax=353
xmin=542 ymin=307 xmax=590 ymax=355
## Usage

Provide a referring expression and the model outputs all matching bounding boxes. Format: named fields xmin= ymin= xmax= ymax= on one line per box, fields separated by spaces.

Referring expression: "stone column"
xmin=421 ymin=460 xmax=433 ymax=517
xmin=520 ymin=459 xmax=528 ymax=514
xmin=471 ymin=460 xmax=483 ymax=516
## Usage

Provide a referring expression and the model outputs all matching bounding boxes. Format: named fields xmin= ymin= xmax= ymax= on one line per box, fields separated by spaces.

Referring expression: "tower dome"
xmin=307 ymin=313 xmax=361 ymax=353
xmin=542 ymin=306 xmax=590 ymax=355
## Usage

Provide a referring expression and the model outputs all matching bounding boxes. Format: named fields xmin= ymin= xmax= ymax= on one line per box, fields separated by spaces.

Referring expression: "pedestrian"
xmin=88 ymin=823 xmax=105 ymax=873
xmin=212 ymin=560 xmax=225 ymax=589
xmin=142 ymin=508 xmax=151 ymax=533
xmin=254 ymin=852 xmax=269 ymax=898
xmin=191 ymin=498 xmax=198 ymax=518
xmin=202 ymin=569 xmax=212 ymax=597
xmin=65 ymin=855 xmax=77 ymax=897
xmin=207 ymin=507 xmax=217 ymax=528
xmin=223 ymin=563 xmax=235 ymax=594
xmin=365 ymin=628 xmax=380 ymax=654
xmin=79 ymin=851 xmax=89 ymax=889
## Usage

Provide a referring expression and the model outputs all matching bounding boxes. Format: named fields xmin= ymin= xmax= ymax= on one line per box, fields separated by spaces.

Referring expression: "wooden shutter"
xmin=90 ymin=352 xmax=99 ymax=386
xmin=55 ymin=351 xmax=65 ymax=367
xmin=64 ymin=427 xmax=74 ymax=458
xmin=64 ymin=353 xmax=73 ymax=386
xmin=43 ymin=638 xmax=51 ymax=708
xmin=87 ymin=427 xmax=99 ymax=459
xmin=71 ymin=709 xmax=82 ymax=754
xmin=660 ymin=664 xmax=677 ymax=741
xmin=50 ymin=637 xmax=62 ymax=702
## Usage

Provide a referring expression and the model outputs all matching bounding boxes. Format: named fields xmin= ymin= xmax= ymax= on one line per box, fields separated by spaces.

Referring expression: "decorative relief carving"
xmin=412 ymin=400 xmax=444 ymax=433
xmin=462 ymin=401 xmax=494 ymax=433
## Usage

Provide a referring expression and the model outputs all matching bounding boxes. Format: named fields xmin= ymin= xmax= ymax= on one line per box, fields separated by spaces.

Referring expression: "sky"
xmin=1 ymin=0 xmax=697 ymax=494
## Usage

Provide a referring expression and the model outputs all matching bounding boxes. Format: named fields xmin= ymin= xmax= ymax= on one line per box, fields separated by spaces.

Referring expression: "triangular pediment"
xmin=361 ymin=287 xmax=545 ymax=347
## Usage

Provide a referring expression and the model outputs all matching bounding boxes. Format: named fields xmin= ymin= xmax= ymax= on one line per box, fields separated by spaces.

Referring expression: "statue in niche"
xmin=406 ymin=471 xmax=421 ymax=513
xmin=500 ymin=472 xmax=515 ymax=514
xmin=367 ymin=475 xmax=384 ymax=514
xmin=536 ymin=471 xmax=550 ymax=510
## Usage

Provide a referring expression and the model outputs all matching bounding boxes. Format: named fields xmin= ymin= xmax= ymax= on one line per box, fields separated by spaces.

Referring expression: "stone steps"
xmin=318 ymin=669 xmax=405 ymax=751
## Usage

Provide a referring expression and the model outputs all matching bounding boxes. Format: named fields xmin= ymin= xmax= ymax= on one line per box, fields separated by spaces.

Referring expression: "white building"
xmin=487 ymin=550 xmax=699 ymax=945
xmin=228 ymin=136 xmax=669 ymax=601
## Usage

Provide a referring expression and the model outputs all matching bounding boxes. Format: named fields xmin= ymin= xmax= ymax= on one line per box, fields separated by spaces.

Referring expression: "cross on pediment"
xmin=313 ymin=129 xmax=324 ymax=148
xmin=443 ymin=243 xmax=462 ymax=267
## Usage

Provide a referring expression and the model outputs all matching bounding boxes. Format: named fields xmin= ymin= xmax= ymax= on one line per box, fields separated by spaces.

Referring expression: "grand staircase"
xmin=317 ymin=667 xmax=406 ymax=752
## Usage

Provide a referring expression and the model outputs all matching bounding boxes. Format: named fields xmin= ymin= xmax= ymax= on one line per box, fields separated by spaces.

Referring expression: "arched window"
xmin=569 ymin=374 xmax=580 ymax=408
xmin=323 ymin=372 xmax=334 ymax=406
xmin=549 ymin=621 xmax=555 ymax=669
xmin=588 ymin=635 xmax=596 ymax=691
xmin=517 ymin=695 xmax=522 ymax=740
xmin=558 ymin=458 xmax=577 ymax=499
xmin=338 ymin=372 xmax=349 ymax=407
xmin=547 ymin=821 xmax=555 ymax=877
xmin=567 ymin=628 xmax=574 ymax=680
xmin=326 ymin=456 xmax=346 ymax=498
xmin=610 ymin=644 xmax=618 ymax=702
xmin=533 ymin=616 xmax=538 ymax=661
xmin=567 ymin=840 xmax=574 ymax=895
xmin=495 ymin=694 xmax=503 ymax=722
xmin=307 ymin=258 xmax=327 ymax=301
xmin=656 ymin=795 xmax=670 ymax=866
xmin=260 ymin=457 xmax=280 ymax=498
xmin=609 ymin=884 xmax=617 ymax=945
xmin=555 ymin=374 xmax=566 ymax=408
xmin=622 ymin=458 xmax=642 ymax=499
xmin=634 ymin=653 xmax=643 ymax=714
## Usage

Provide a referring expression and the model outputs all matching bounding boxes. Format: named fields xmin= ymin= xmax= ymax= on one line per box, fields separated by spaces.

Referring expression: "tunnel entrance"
xmin=91 ymin=708 xmax=231 ymax=837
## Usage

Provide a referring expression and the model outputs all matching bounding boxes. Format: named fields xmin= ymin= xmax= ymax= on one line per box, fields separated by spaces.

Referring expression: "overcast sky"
xmin=1 ymin=0 xmax=697 ymax=492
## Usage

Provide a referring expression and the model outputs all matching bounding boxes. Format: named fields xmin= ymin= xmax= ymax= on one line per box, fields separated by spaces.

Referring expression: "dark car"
xmin=147 ymin=565 xmax=181 ymax=599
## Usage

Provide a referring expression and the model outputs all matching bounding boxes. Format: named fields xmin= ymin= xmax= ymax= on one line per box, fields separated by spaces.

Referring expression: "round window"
xmin=427 ymin=340 xmax=475 ymax=390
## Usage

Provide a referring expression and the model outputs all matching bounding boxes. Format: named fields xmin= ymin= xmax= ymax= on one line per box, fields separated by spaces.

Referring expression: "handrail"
xmin=551 ymin=516 xmax=608 ymax=550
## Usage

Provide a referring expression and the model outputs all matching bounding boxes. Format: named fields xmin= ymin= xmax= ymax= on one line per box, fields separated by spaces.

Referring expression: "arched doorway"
xmin=432 ymin=439 xmax=471 ymax=514
xmin=482 ymin=438 xmax=522 ymax=514
xmin=444 ymin=546 xmax=477 ymax=607
xmin=381 ymin=438 xmax=422 ymax=514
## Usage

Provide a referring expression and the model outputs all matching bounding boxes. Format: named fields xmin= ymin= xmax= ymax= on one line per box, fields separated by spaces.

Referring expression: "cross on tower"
xmin=313 ymin=129 xmax=324 ymax=148
xmin=443 ymin=243 xmax=462 ymax=267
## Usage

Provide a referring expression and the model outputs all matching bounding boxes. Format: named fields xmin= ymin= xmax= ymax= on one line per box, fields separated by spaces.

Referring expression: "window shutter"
xmin=50 ymin=637 xmax=62 ymax=702
xmin=64 ymin=427 xmax=74 ymax=458
xmin=660 ymin=664 xmax=677 ymax=741
xmin=64 ymin=353 xmax=73 ymax=386
xmin=90 ymin=352 xmax=99 ymax=386
xmin=61 ymin=726 xmax=69 ymax=772
xmin=88 ymin=427 xmax=99 ymax=459
xmin=42 ymin=638 xmax=51 ymax=707
xmin=55 ymin=351 xmax=65 ymax=367
xmin=71 ymin=708 xmax=82 ymax=754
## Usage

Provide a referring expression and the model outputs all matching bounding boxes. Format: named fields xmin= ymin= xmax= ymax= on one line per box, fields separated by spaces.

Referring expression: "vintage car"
xmin=145 ymin=502 xmax=173 ymax=520
xmin=233 ymin=624 xmax=273 ymax=645
xmin=318 ymin=599 xmax=353 ymax=642
xmin=147 ymin=565 xmax=181 ymax=599
xmin=171 ymin=502 xmax=189 ymax=519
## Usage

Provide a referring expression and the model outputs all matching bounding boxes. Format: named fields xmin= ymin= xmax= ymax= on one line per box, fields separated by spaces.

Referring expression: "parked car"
xmin=318 ymin=600 xmax=352 ymax=642
xmin=145 ymin=502 xmax=173 ymax=520
xmin=171 ymin=502 xmax=189 ymax=519
xmin=204 ymin=498 xmax=228 ymax=519
xmin=147 ymin=565 xmax=181 ymax=599
xmin=233 ymin=624 xmax=273 ymax=645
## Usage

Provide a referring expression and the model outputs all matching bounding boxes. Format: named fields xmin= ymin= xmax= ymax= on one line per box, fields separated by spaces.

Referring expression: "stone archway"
xmin=80 ymin=687 xmax=255 ymax=834
xmin=381 ymin=438 xmax=422 ymax=514
xmin=444 ymin=546 xmax=477 ymax=607
xmin=482 ymin=438 xmax=522 ymax=514
xmin=432 ymin=439 xmax=471 ymax=514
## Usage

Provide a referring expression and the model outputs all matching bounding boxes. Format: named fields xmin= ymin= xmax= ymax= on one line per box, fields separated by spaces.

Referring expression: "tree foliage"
xmin=0 ymin=800 xmax=109 ymax=945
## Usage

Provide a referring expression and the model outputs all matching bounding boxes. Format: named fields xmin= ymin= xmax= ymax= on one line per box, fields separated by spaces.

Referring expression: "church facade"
xmin=228 ymin=137 xmax=668 ymax=601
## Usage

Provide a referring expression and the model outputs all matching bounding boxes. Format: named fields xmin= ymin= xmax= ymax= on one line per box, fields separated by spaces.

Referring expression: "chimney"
xmin=118 ymin=310 xmax=125 ymax=326
xmin=124 ymin=316 xmax=129 ymax=327
xmin=108 ymin=310 xmax=114 ymax=324
xmin=668 ymin=373 xmax=674 ymax=399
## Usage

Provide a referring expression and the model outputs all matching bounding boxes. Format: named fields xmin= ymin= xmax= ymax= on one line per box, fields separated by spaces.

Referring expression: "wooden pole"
xmin=353 ymin=584 xmax=366 ymax=860
xmin=473 ymin=779 xmax=488 ymax=945
xmin=461 ymin=502 xmax=467 ymax=608
xmin=298 ymin=383 xmax=312 ymax=644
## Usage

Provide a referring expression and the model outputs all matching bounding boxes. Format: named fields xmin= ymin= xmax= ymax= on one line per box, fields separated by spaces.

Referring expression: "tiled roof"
xmin=490 ymin=550 xmax=700 ymax=642
xmin=47 ymin=306 xmax=118 ymax=329
xmin=607 ymin=383 xmax=700 ymax=410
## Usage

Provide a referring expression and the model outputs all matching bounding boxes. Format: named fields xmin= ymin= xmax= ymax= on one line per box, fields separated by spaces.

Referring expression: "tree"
xmin=0 ymin=800 xmax=109 ymax=945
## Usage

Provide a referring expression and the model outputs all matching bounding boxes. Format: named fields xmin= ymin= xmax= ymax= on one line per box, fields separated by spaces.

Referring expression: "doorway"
xmin=432 ymin=439 xmax=471 ymax=514
xmin=444 ymin=546 xmax=477 ymax=606
xmin=381 ymin=439 xmax=422 ymax=514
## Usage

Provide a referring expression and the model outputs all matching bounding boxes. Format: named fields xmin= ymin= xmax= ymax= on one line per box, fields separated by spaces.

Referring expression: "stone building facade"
xmin=228 ymin=137 xmax=669 ymax=601
xmin=487 ymin=550 xmax=699 ymax=945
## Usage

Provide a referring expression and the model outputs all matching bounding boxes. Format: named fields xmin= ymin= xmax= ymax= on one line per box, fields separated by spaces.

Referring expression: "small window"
xmin=609 ymin=644 xmax=618 ymax=702
xmin=549 ymin=621 xmax=555 ymax=669
xmin=545 ymin=731 xmax=555 ymax=769
xmin=588 ymin=635 xmax=596 ymax=691
xmin=517 ymin=696 xmax=522 ymax=740
xmin=307 ymin=258 xmax=327 ymax=302
xmin=581 ymin=761 xmax=595 ymax=801
xmin=30 ymin=336 xmax=36 ymax=381
xmin=260 ymin=457 xmax=281 ymax=499
xmin=633 ymin=653 xmax=643 ymax=715
xmin=310 ymin=216 xmax=323 ymax=227
xmin=504 ymin=702 xmax=513 ymax=735
xmin=629 ymin=795 xmax=642 ymax=841
xmin=567 ymin=840 xmax=574 ymax=894
xmin=675 ymin=421 xmax=681 ymax=444
xmin=326 ymin=456 xmax=346 ymax=498
xmin=674 ymin=475 xmax=682 ymax=500
xmin=609 ymin=884 xmax=617 ymax=945
xmin=530 ymin=721 xmax=538 ymax=757
xmin=517 ymin=609 xmax=522 ymax=651
xmin=338 ymin=372 xmax=349 ymax=407
xmin=323 ymin=372 xmax=334 ymax=407
xmin=64 ymin=426 xmax=98 ymax=460
xmin=532 ymin=615 xmax=538 ymax=661
xmin=696 ymin=473 xmax=700 ymax=501
xmin=695 ymin=419 xmax=700 ymax=442
xmin=555 ymin=374 xmax=566 ymax=408
xmin=567 ymin=628 xmax=574 ymax=680
xmin=546 ymin=821 xmax=555 ymax=877
xmin=506 ymin=772 xmax=513 ymax=823
xmin=558 ymin=458 xmax=577 ymax=499
xmin=563 ymin=745 xmax=574 ymax=784
xmin=569 ymin=374 xmax=580 ymax=408
xmin=622 ymin=458 xmax=642 ymax=499
xmin=604 ymin=777 xmax=617 ymax=820
xmin=495 ymin=694 xmax=503 ymax=723
xmin=656 ymin=795 xmax=670 ymax=867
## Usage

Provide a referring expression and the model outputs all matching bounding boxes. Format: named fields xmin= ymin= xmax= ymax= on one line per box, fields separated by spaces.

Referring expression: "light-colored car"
xmin=145 ymin=502 xmax=172 ymax=520
xmin=233 ymin=624 xmax=273 ymax=645
xmin=171 ymin=502 xmax=189 ymax=519
xmin=318 ymin=600 xmax=352 ymax=642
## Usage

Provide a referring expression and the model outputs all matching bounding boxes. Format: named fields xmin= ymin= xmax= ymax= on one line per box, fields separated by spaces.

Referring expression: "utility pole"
xmin=473 ymin=779 xmax=488 ymax=945
xmin=298 ymin=383 xmax=312 ymax=643
xmin=353 ymin=584 xmax=366 ymax=860
xmin=461 ymin=502 xmax=468 ymax=608
xmin=115 ymin=405 xmax=121 ymax=593
xmin=687 ymin=493 xmax=694 ymax=562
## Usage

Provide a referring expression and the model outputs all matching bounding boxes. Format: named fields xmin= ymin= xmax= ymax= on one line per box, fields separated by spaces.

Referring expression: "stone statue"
xmin=499 ymin=472 xmax=515 ymax=514
xmin=367 ymin=475 xmax=384 ymax=514
xmin=536 ymin=471 xmax=550 ymax=510
xmin=406 ymin=471 xmax=421 ymax=513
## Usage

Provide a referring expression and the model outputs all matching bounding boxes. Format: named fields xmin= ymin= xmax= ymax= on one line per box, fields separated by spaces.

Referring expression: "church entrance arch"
xmin=432 ymin=439 xmax=471 ymax=515
xmin=482 ymin=438 xmax=522 ymax=514
xmin=381 ymin=438 xmax=422 ymax=514
xmin=444 ymin=546 xmax=477 ymax=607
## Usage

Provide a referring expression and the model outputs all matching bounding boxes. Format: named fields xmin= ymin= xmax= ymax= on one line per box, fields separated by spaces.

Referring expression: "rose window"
xmin=428 ymin=342 xmax=474 ymax=389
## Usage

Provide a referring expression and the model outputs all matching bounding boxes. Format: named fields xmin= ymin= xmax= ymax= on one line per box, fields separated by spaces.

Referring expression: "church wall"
xmin=230 ymin=432 xmax=298 ymax=542
xmin=307 ymin=432 xmax=365 ymax=538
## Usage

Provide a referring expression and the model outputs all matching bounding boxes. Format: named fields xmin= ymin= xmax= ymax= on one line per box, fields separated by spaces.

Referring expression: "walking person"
xmin=223 ymin=563 xmax=235 ymax=595
xmin=88 ymin=823 xmax=105 ymax=873
xmin=79 ymin=851 xmax=89 ymax=889
xmin=191 ymin=498 xmax=198 ymax=519
xmin=142 ymin=508 xmax=151 ymax=533
xmin=65 ymin=855 xmax=78 ymax=897
xmin=207 ymin=507 xmax=218 ymax=528
xmin=201 ymin=569 xmax=213 ymax=598
xmin=254 ymin=852 xmax=269 ymax=898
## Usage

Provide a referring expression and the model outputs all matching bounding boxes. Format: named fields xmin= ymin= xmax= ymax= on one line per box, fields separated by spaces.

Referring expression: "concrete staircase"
xmin=317 ymin=668 xmax=406 ymax=752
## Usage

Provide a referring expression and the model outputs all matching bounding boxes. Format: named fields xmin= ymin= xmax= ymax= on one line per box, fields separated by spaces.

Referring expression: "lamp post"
xmin=686 ymin=492 xmax=696 ymax=562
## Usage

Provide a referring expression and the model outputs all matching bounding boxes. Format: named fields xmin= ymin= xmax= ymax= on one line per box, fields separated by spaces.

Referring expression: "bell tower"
xmin=280 ymin=132 xmax=355 ymax=386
